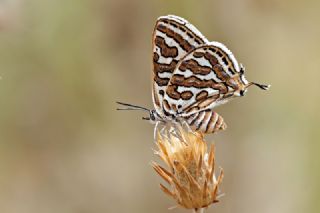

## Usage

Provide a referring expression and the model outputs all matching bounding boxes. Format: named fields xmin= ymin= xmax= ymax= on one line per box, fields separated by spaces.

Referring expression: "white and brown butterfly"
xmin=118 ymin=15 xmax=269 ymax=134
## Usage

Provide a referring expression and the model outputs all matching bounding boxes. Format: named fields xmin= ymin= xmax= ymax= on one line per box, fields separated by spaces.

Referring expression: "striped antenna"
xmin=247 ymin=82 xmax=271 ymax=90
xmin=116 ymin=102 xmax=150 ymax=112
xmin=116 ymin=101 xmax=154 ymax=121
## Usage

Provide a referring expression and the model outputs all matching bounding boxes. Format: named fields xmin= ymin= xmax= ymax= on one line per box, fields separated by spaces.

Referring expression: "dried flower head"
xmin=152 ymin=121 xmax=224 ymax=211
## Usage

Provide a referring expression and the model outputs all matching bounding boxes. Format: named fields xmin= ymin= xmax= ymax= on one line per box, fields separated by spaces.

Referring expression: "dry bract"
xmin=152 ymin=121 xmax=223 ymax=210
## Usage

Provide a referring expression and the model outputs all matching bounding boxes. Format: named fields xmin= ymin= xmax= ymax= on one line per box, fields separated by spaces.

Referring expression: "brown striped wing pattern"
xmin=152 ymin=15 xmax=208 ymax=117
xmin=163 ymin=43 xmax=241 ymax=117
xmin=152 ymin=15 xmax=247 ymax=134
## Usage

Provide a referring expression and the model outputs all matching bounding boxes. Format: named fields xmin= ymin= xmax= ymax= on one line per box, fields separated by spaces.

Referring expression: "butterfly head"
xmin=233 ymin=64 xmax=270 ymax=97
xmin=116 ymin=101 xmax=162 ymax=123
xmin=143 ymin=109 xmax=163 ymax=123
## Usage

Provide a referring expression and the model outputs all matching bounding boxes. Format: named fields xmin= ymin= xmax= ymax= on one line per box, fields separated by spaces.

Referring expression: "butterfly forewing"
xmin=152 ymin=15 xmax=209 ymax=117
xmin=162 ymin=44 xmax=241 ymax=117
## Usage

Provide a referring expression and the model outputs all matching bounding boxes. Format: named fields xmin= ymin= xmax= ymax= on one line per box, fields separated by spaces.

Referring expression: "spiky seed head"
xmin=152 ymin=121 xmax=223 ymax=210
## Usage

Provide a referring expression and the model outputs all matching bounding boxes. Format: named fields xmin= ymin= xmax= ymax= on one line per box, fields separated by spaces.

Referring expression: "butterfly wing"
xmin=162 ymin=43 xmax=241 ymax=117
xmin=152 ymin=15 xmax=209 ymax=117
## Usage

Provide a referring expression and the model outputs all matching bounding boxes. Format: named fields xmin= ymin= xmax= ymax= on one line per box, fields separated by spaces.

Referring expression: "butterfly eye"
xmin=150 ymin=111 xmax=156 ymax=120
xmin=240 ymin=68 xmax=245 ymax=75
xmin=240 ymin=64 xmax=245 ymax=74
xmin=240 ymin=90 xmax=245 ymax=96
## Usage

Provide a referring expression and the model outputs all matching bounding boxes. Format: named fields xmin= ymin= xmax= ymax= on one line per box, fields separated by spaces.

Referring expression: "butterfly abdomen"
xmin=184 ymin=110 xmax=226 ymax=134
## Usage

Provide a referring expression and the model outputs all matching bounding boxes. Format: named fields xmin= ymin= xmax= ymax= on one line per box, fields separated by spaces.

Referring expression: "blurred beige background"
xmin=0 ymin=0 xmax=319 ymax=212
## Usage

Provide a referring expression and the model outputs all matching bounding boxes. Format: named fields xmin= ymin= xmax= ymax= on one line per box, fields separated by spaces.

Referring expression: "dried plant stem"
xmin=193 ymin=208 xmax=205 ymax=213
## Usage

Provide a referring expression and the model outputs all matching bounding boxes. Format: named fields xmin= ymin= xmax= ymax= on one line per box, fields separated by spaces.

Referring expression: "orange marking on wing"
xmin=196 ymin=91 xmax=209 ymax=101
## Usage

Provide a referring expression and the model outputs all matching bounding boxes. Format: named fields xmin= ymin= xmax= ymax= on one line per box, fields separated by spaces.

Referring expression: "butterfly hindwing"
xmin=162 ymin=43 xmax=241 ymax=117
xmin=152 ymin=15 xmax=209 ymax=116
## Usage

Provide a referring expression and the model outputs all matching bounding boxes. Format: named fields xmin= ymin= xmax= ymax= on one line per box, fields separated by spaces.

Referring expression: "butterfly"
xmin=117 ymin=15 xmax=270 ymax=134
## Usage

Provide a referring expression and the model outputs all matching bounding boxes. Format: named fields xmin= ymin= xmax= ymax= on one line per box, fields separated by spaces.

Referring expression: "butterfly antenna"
xmin=116 ymin=101 xmax=150 ymax=112
xmin=247 ymin=82 xmax=271 ymax=90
